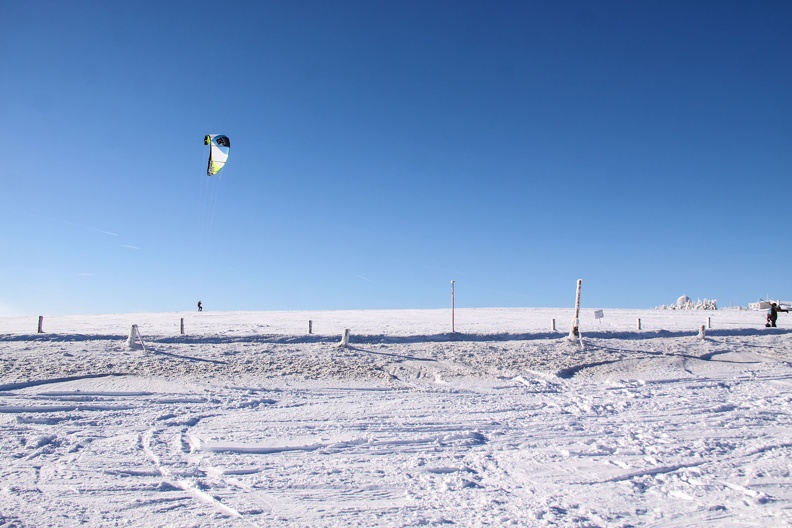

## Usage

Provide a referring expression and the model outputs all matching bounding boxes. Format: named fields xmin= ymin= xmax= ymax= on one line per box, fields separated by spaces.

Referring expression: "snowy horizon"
xmin=0 ymin=294 xmax=767 ymax=320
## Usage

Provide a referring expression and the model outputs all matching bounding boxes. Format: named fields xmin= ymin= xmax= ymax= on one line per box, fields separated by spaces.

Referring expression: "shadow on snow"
xmin=2 ymin=328 xmax=791 ymax=346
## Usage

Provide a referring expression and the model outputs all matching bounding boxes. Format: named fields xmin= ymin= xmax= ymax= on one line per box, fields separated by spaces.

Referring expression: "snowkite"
xmin=204 ymin=134 xmax=231 ymax=176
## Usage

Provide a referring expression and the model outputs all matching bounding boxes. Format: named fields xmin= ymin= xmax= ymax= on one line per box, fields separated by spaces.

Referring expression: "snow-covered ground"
xmin=1 ymin=307 xmax=791 ymax=527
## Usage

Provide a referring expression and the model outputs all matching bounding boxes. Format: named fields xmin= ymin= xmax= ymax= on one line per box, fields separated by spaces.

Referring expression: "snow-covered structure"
xmin=657 ymin=296 xmax=718 ymax=310
xmin=750 ymin=300 xmax=792 ymax=311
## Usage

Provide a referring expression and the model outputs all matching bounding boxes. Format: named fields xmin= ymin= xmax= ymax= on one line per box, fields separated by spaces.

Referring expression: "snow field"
xmin=1 ymin=308 xmax=791 ymax=527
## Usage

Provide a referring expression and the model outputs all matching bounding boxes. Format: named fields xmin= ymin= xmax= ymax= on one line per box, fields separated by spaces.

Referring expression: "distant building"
xmin=750 ymin=300 xmax=791 ymax=311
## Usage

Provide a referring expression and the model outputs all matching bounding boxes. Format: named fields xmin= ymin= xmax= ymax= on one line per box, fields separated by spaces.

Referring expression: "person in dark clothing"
xmin=766 ymin=302 xmax=787 ymax=327
xmin=198 ymin=300 xmax=202 ymax=312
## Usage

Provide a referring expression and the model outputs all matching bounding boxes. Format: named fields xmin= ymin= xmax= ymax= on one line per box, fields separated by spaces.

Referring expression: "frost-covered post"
xmin=450 ymin=280 xmax=455 ymax=333
xmin=37 ymin=316 xmax=44 ymax=333
xmin=127 ymin=325 xmax=143 ymax=350
xmin=551 ymin=319 xmax=556 ymax=332
xmin=180 ymin=318 xmax=185 ymax=335
xmin=568 ymin=279 xmax=582 ymax=340
xmin=339 ymin=328 xmax=350 ymax=348
xmin=698 ymin=325 xmax=706 ymax=339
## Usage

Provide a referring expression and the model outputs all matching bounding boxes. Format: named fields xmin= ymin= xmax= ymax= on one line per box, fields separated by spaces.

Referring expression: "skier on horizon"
xmin=198 ymin=300 xmax=202 ymax=312
xmin=766 ymin=302 xmax=787 ymax=327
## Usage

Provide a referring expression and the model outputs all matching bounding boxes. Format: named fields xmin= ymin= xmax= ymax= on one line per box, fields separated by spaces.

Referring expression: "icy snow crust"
xmin=1 ymin=308 xmax=791 ymax=527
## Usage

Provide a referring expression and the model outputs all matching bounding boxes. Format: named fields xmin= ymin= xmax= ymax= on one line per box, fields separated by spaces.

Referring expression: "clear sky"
xmin=1 ymin=1 xmax=790 ymax=316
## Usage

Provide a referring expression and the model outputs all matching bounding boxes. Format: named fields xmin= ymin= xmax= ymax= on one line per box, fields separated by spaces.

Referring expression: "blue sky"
xmin=1 ymin=1 xmax=790 ymax=315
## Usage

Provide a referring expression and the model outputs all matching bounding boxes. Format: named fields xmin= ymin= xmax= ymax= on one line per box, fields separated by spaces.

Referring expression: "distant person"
xmin=198 ymin=300 xmax=202 ymax=312
xmin=766 ymin=302 xmax=787 ymax=327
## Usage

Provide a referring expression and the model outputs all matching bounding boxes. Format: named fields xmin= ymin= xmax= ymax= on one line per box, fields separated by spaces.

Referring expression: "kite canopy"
xmin=204 ymin=134 xmax=231 ymax=176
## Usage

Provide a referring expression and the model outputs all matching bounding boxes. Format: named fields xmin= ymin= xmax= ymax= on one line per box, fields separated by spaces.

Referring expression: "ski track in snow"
xmin=0 ymin=308 xmax=791 ymax=527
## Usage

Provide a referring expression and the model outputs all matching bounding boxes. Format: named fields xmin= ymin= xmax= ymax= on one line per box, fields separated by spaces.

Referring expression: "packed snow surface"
xmin=1 ymin=308 xmax=791 ymax=527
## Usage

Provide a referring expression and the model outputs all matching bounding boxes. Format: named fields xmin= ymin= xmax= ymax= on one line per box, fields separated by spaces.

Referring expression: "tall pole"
xmin=568 ymin=279 xmax=582 ymax=340
xmin=451 ymin=280 xmax=455 ymax=333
